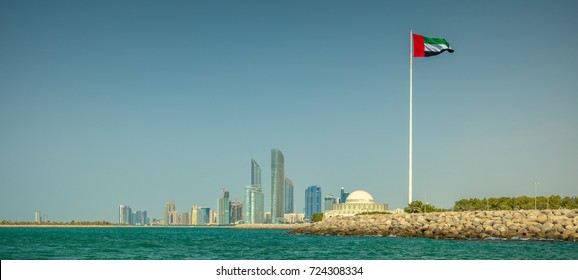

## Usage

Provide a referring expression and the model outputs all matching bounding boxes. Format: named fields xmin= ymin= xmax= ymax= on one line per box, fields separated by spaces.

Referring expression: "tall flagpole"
xmin=409 ymin=30 xmax=413 ymax=205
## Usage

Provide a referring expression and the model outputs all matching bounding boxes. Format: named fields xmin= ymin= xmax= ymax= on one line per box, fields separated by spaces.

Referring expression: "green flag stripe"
xmin=423 ymin=36 xmax=451 ymax=47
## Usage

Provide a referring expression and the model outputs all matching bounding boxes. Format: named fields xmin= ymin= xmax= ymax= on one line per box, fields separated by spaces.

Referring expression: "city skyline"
xmin=2 ymin=1 xmax=577 ymax=222
xmin=107 ymin=154 xmax=358 ymax=225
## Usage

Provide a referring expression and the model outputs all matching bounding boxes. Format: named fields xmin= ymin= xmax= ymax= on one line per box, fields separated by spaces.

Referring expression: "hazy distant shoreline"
xmin=0 ymin=224 xmax=123 ymax=228
xmin=234 ymin=223 xmax=308 ymax=230
xmin=0 ymin=224 xmax=306 ymax=229
xmin=0 ymin=224 xmax=234 ymax=228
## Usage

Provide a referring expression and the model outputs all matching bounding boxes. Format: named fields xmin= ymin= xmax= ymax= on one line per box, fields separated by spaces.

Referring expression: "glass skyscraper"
xmin=199 ymin=208 xmax=210 ymax=225
xmin=229 ymin=201 xmax=243 ymax=224
xmin=284 ymin=177 xmax=294 ymax=213
xmin=271 ymin=149 xmax=284 ymax=223
xmin=305 ymin=185 xmax=322 ymax=220
xmin=252 ymin=158 xmax=261 ymax=187
xmin=324 ymin=194 xmax=337 ymax=211
xmin=340 ymin=187 xmax=350 ymax=204
xmin=245 ymin=159 xmax=264 ymax=224
xmin=134 ymin=210 xmax=147 ymax=225
xmin=119 ymin=205 xmax=131 ymax=225
xmin=163 ymin=200 xmax=175 ymax=225
xmin=218 ymin=190 xmax=230 ymax=225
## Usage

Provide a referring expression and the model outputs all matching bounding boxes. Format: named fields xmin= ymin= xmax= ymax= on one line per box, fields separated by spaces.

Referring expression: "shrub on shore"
xmin=311 ymin=213 xmax=324 ymax=222
xmin=453 ymin=195 xmax=578 ymax=211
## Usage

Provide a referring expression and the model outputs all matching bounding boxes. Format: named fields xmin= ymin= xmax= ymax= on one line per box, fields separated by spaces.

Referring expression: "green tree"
xmin=549 ymin=195 xmax=563 ymax=209
xmin=311 ymin=213 xmax=323 ymax=222
xmin=405 ymin=200 xmax=424 ymax=213
xmin=405 ymin=200 xmax=447 ymax=213
xmin=562 ymin=196 xmax=578 ymax=209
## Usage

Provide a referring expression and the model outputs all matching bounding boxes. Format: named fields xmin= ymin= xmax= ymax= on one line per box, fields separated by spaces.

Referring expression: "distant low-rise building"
xmin=284 ymin=213 xmax=305 ymax=224
xmin=324 ymin=194 xmax=337 ymax=211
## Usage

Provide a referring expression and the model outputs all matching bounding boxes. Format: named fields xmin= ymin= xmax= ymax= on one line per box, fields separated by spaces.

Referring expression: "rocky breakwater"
xmin=290 ymin=209 xmax=578 ymax=241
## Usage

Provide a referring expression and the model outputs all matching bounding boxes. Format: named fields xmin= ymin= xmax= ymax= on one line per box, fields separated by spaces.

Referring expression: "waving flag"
xmin=413 ymin=33 xmax=454 ymax=57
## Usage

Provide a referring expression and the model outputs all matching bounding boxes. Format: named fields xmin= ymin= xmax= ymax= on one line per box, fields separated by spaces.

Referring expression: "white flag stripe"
xmin=424 ymin=43 xmax=452 ymax=53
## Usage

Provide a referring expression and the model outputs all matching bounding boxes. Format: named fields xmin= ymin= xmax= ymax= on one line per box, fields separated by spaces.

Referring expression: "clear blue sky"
xmin=1 ymin=0 xmax=577 ymax=222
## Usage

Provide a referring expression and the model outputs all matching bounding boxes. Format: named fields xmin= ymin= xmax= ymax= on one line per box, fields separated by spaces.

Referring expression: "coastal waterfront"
xmin=1 ymin=227 xmax=577 ymax=260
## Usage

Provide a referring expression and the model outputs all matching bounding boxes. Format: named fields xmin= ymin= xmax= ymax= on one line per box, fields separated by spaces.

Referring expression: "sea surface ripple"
xmin=0 ymin=227 xmax=576 ymax=260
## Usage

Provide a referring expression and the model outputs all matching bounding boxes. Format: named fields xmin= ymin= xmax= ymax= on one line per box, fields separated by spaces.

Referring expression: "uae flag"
xmin=413 ymin=33 xmax=454 ymax=57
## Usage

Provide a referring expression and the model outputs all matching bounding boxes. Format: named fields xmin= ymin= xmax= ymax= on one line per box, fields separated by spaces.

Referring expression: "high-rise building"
xmin=142 ymin=211 xmax=148 ymax=225
xmin=164 ymin=200 xmax=175 ymax=225
xmin=119 ymin=205 xmax=131 ymax=225
xmin=305 ymin=185 xmax=322 ymax=220
xmin=284 ymin=177 xmax=294 ymax=214
xmin=130 ymin=211 xmax=136 ymax=225
xmin=180 ymin=212 xmax=190 ymax=225
xmin=191 ymin=205 xmax=199 ymax=225
xmin=245 ymin=159 xmax=264 ymax=224
xmin=170 ymin=210 xmax=179 ymax=225
xmin=229 ymin=201 xmax=243 ymax=224
xmin=324 ymin=194 xmax=337 ymax=211
xmin=34 ymin=210 xmax=41 ymax=223
xmin=118 ymin=206 xmax=147 ymax=225
xmin=245 ymin=185 xmax=264 ymax=224
xmin=199 ymin=208 xmax=210 ymax=225
xmin=218 ymin=190 xmax=230 ymax=225
xmin=210 ymin=209 xmax=217 ymax=225
xmin=271 ymin=149 xmax=285 ymax=223
xmin=125 ymin=206 xmax=132 ymax=224
xmin=340 ymin=187 xmax=350 ymax=204
xmin=134 ymin=210 xmax=142 ymax=225
xmin=252 ymin=158 xmax=261 ymax=187
xmin=164 ymin=201 xmax=169 ymax=225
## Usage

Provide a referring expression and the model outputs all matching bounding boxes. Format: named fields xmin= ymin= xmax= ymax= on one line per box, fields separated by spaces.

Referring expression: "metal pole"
xmin=409 ymin=30 xmax=413 ymax=205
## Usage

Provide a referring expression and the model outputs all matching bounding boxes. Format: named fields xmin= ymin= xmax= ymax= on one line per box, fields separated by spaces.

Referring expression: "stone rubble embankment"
xmin=290 ymin=209 xmax=578 ymax=241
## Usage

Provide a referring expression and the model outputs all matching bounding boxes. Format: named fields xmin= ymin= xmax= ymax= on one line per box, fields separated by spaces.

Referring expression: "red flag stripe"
xmin=413 ymin=34 xmax=425 ymax=57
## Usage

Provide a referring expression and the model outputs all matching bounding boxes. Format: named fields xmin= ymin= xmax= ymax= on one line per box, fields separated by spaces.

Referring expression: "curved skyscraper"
xmin=271 ymin=148 xmax=284 ymax=223
xmin=251 ymin=158 xmax=261 ymax=187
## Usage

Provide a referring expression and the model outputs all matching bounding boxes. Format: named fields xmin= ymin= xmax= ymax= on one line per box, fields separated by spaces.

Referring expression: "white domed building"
xmin=323 ymin=190 xmax=388 ymax=218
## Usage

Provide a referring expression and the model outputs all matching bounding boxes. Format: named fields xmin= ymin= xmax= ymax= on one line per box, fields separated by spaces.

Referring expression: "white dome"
xmin=345 ymin=190 xmax=375 ymax=204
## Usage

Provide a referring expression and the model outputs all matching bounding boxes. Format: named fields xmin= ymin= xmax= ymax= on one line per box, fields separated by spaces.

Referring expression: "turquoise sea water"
xmin=0 ymin=227 xmax=576 ymax=260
